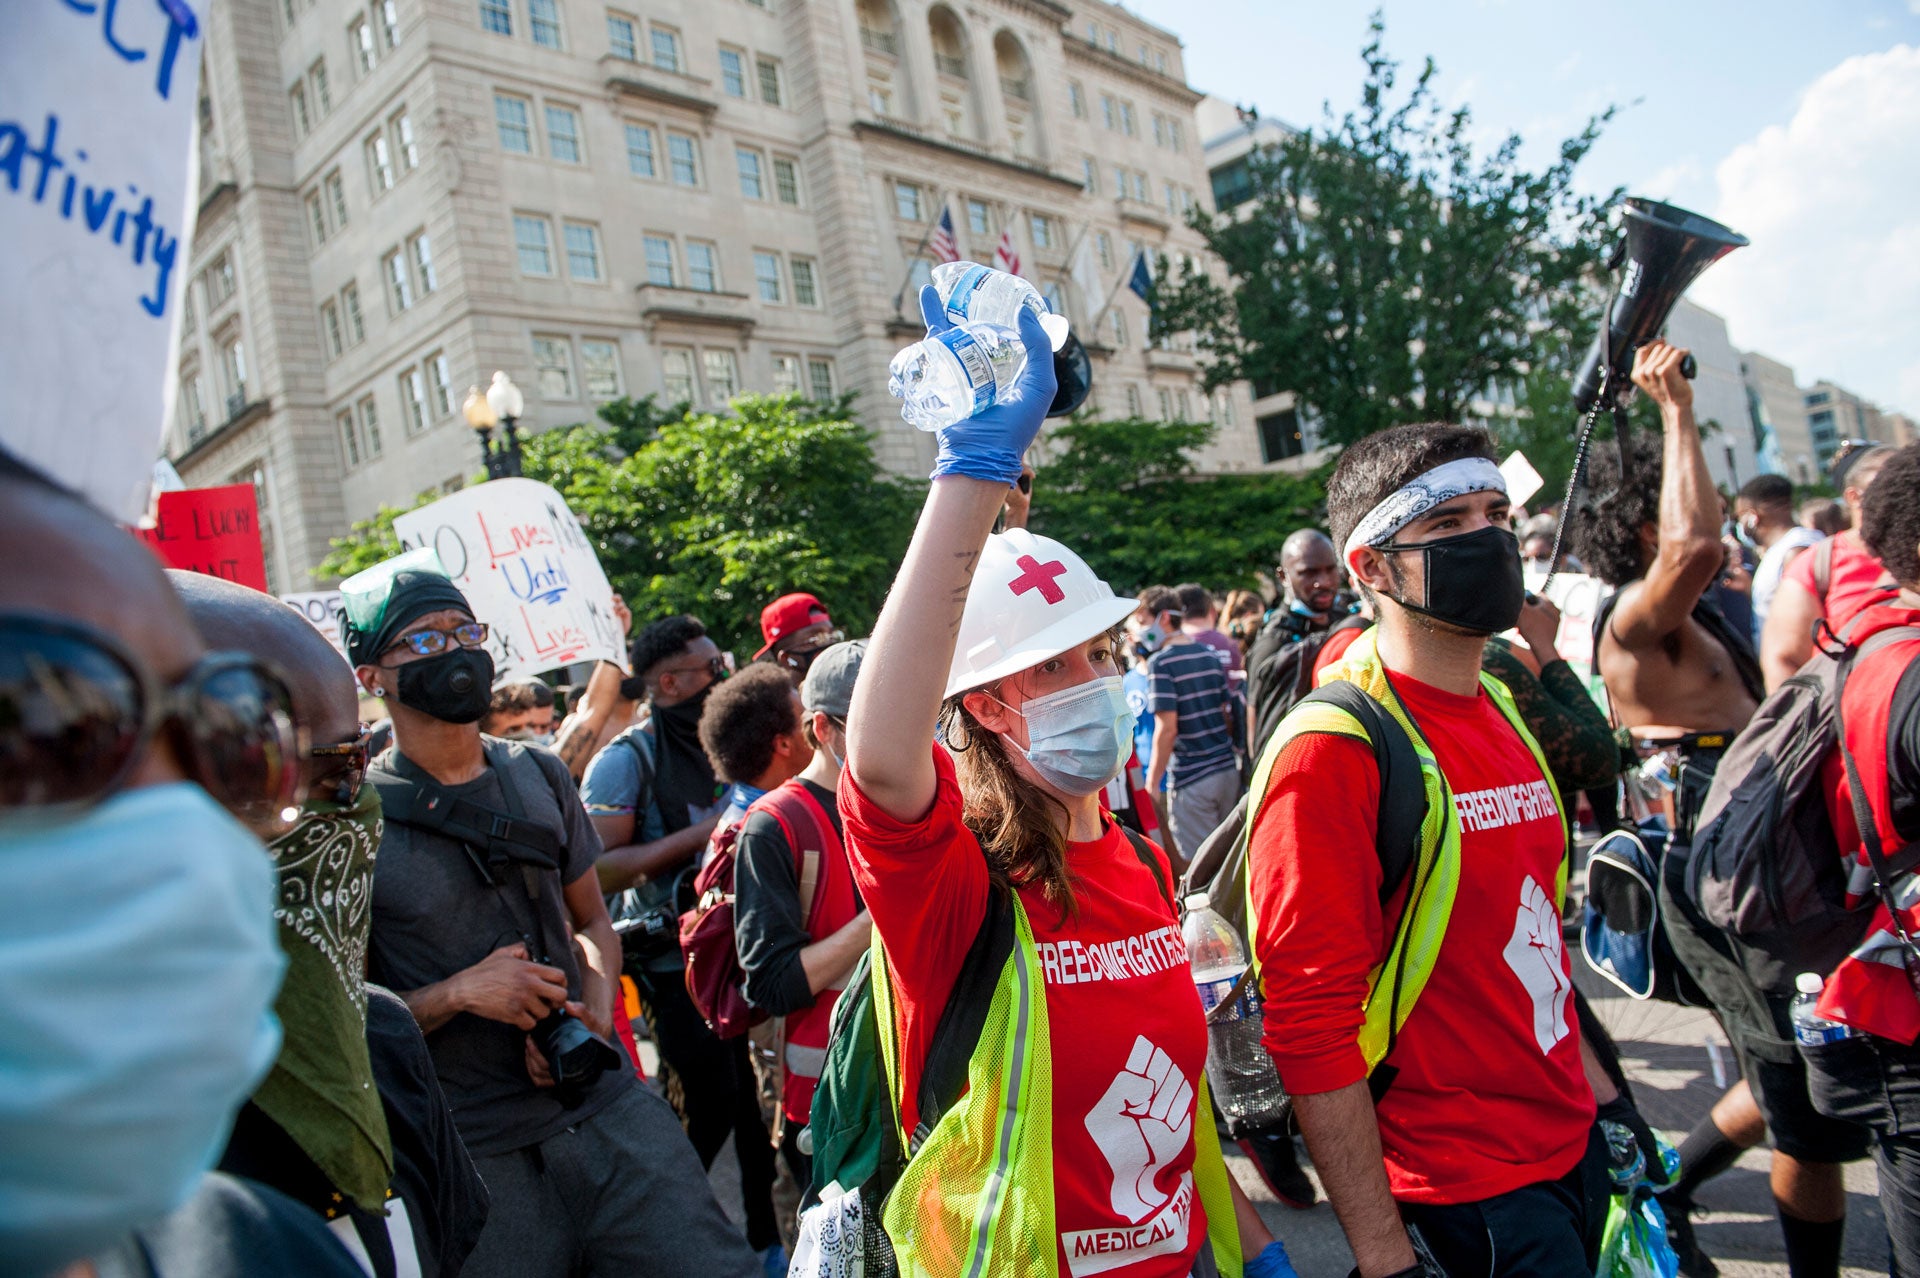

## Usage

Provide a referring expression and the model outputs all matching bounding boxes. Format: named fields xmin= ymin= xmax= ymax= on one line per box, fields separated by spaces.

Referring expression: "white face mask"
xmin=997 ymin=675 xmax=1136 ymax=797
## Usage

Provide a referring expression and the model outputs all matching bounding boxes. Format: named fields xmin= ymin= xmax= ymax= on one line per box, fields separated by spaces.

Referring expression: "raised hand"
xmin=920 ymin=285 xmax=1057 ymax=487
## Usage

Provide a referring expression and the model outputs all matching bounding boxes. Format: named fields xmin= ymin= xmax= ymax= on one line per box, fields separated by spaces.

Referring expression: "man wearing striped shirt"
xmin=1146 ymin=621 xmax=1242 ymax=864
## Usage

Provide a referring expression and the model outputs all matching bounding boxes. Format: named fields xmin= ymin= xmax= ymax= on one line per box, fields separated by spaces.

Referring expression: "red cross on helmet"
xmin=943 ymin=529 xmax=1136 ymax=699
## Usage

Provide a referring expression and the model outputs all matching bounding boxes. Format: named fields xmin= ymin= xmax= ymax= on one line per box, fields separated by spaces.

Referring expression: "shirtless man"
xmin=1573 ymin=341 xmax=1867 ymax=1278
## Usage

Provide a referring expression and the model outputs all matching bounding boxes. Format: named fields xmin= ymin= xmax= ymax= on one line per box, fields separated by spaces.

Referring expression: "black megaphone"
xmin=1570 ymin=198 xmax=1748 ymax=415
xmin=1047 ymin=330 xmax=1094 ymax=417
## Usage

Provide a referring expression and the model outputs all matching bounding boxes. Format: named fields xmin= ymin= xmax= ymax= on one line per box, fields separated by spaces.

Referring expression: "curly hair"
xmin=1862 ymin=442 xmax=1920 ymax=591
xmin=1325 ymin=422 xmax=1497 ymax=555
xmin=629 ymin=614 xmax=707 ymax=679
xmin=698 ymin=662 xmax=800 ymax=784
xmin=1569 ymin=430 xmax=1663 ymax=588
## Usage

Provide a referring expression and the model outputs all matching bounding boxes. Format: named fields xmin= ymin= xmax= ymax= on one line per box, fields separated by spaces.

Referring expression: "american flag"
xmin=927 ymin=206 xmax=959 ymax=264
xmin=993 ymin=226 xmax=1022 ymax=278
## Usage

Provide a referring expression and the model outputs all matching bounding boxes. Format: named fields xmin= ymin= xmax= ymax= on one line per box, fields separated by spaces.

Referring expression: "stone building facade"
xmin=168 ymin=0 xmax=1259 ymax=590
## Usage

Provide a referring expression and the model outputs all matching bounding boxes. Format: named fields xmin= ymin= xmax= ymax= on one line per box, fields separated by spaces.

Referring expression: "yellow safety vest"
xmin=1246 ymin=627 xmax=1566 ymax=1074
xmin=870 ymin=898 xmax=1243 ymax=1278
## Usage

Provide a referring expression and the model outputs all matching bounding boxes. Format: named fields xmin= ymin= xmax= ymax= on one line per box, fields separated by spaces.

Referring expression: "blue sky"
xmin=1123 ymin=0 xmax=1920 ymax=414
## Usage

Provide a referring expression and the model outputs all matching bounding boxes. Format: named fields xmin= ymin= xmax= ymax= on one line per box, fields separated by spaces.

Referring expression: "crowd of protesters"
xmin=7 ymin=291 xmax=1920 ymax=1278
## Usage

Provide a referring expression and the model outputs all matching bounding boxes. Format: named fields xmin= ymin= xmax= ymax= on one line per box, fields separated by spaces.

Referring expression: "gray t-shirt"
xmin=368 ymin=739 xmax=628 ymax=1157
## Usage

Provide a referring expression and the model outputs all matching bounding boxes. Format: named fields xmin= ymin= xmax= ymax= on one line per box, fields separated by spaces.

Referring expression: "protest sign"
xmin=393 ymin=478 xmax=625 ymax=681
xmin=3 ymin=1 xmax=206 ymax=522
xmin=1500 ymin=450 xmax=1546 ymax=510
xmin=1516 ymin=569 xmax=1611 ymax=711
xmin=136 ymin=483 xmax=268 ymax=592
xmin=283 ymin=590 xmax=348 ymax=659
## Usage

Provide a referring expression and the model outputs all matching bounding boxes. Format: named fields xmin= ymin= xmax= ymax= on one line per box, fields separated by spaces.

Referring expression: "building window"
xmin=342 ymin=281 xmax=365 ymax=342
xmin=660 ymin=346 xmax=697 ymax=401
xmin=1029 ymin=213 xmax=1052 ymax=249
xmin=1096 ymin=231 xmax=1112 ymax=269
xmin=607 ymin=11 xmax=636 ymax=60
xmin=528 ymin=0 xmax=562 ymax=48
xmin=1124 ymin=384 xmax=1141 ymax=417
xmin=1152 ymin=113 xmax=1165 ymax=147
xmin=650 ymin=25 xmax=681 ymax=72
xmin=703 ymin=349 xmax=739 ymax=402
xmin=325 ymin=169 xmax=348 ymax=227
xmin=685 ymin=241 xmax=719 ymax=292
xmin=564 ymin=222 xmax=602 ymax=280
xmin=306 ymin=192 xmax=328 ymax=245
xmin=868 ymin=82 xmax=894 ymax=117
xmin=893 ymin=180 xmax=922 ymax=221
xmin=380 ymin=0 xmax=400 ymax=47
xmin=309 ymin=59 xmax=332 ymax=113
xmin=1114 ymin=167 xmax=1128 ymax=201
xmin=667 ymin=132 xmax=699 ymax=185
xmin=967 ymin=198 xmax=991 ymax=235
xmin=208 ymin=253 xmax=237 ymax=305
xmin=181 ymin=375 xmax=207 ymax=440
xmin=753 ymin=251 xmax=782 ymax=302
xmin=338 ymin=409 xmax=360 ymax=466
xmin=643 ymin=235 xmax=675 ymax=286
xmin=1132 ymin=171 xmax=1148 ymax=201
xmin=1069 ymin=81 xmax=1085 ymax=118
xmin=756 ymin=56 xmax=783 ymax=105
xmin=320 ymin=301 xmax=343 ymax=358
xmin=1177 ymin=388 xmax=1191 ymax=420
xmin=532 ymin=335 xmax=574 ymax=397
xmin=1101 ymin=93 xmax=1116 ymax=130
xmin=581 ymin=339 xmax=621 ymax=398
xmin=789 ymin=256 xmax=818 ymax=306
xmin=807 ymin=356 xmax=834 ymax=401
xmin=1157 ymin=386 xmax=1172 ymax=420
xmin=289 ymin=83 xmax=311 ymax=136
xmin=494 ymin=94 xmax=533 ymax=153
xmin=1082 ymin=157 xmax=1096 ymax=190
xmin=1109 ymin=309 xmax=1126 ymax=347
xmin=479 ymin=0 xmax=511 ymax=34
xmin=726 ymin=149 xmax=765 ymax=202
xmin=719 ymin=47 xmax=747 ymax=97
xmin=1165 ymin=181 xmax=1178 ymax=213
xmin=358 ymin=395 xmax=383 ymax=456
xmin=409 ymin=233 xmax=436 ymax=294
xmin=350 ymin=16 xmax=376 ymax=74
xmin=383 ymin=248 xmax=412 ymax=311
xmin=513 ymin=214 xmax=553 ymax=275
xmin=625 ymin=122 xmax=656 ymax=177
xmin=426 ymin=351 xmax=452 ymax=417
xmin=1120 ymin=101 xmax=1136 ymax=136
xmin=772 ymin=155 xmax=800 ymax=205
xmin=392 ymin=111 xmax=418 ymax=172
xmin=366 ymin=132 xmax=395 ymax=193
xmin=1257 ymin=408 xmax=1303 ymax=462
xmin=1169 ymin=120 xmax=1184 ymax=152
xmin=544 ymin=104 xmax=582 ymax=163
xmin=399 ymin=367 xmax=428 ymax=434
xmin=772 ymin=353 xmax=801 ymax=393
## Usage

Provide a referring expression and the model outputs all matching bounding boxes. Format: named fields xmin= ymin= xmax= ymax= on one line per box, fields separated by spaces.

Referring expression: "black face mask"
xmin=395 ymin=648 xmax=495 ymax=723
xmin=1378 ymin=526 xmax=1526 ymax=637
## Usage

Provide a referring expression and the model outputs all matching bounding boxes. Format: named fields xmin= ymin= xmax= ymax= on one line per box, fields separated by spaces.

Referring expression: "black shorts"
xmin=1731 ymin=993 xmax=1874 ymax=1165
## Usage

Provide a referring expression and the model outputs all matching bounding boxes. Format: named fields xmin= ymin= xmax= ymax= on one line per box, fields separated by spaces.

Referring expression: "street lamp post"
xmin=463 ymin=371 xmax=527 ymax=479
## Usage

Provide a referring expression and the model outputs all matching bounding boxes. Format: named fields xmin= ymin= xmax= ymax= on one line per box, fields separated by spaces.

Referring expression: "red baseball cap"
xmin=754 ymin=592 xmax=832 ymax=659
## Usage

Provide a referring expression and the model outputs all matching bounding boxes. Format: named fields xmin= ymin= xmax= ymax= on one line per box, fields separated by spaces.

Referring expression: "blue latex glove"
xmin=919 ymin=284 xmax=1056 ymax=486
xmin=1244 ymin=1240 xmax=1299 ymax=1278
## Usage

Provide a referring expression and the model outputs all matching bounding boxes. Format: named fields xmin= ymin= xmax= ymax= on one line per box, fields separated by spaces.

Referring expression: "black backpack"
xmin=1685 ymin=621 xmax=1920 ymax=993
xmin=1245 ymin=611 xmax=1372 ymax=755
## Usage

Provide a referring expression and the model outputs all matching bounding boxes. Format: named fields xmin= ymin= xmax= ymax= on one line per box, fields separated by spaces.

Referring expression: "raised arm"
xmin=845 ymin=296 xmax=1055 ymax=823
xmin=1609 ymin=341 xmax=1726 ymax=651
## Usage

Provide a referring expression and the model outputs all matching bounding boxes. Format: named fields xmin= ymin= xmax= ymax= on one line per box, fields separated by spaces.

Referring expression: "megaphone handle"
xmin=1679 ymin=353 xmax=1697 ymax=380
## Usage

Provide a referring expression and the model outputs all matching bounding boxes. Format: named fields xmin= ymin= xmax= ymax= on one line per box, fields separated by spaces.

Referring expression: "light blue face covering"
xmin=1001 ymin=674 xmax=1137 ymax=797
xmin=0 ymin=783 xmax=285 ymax=1277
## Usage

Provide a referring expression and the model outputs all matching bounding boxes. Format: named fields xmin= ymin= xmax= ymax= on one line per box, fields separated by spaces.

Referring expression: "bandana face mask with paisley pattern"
xmin=252 ymin=781 xmax=394 ymax=1210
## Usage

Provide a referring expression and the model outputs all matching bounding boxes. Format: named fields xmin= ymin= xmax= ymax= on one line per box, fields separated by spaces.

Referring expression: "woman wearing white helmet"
xmin=839 ymin=293 xmax=1293 ymax=1277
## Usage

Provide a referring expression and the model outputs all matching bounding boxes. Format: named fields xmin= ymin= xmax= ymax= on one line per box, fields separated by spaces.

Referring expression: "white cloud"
xmin=1690 ymin=44 xmax=1920 ymax=413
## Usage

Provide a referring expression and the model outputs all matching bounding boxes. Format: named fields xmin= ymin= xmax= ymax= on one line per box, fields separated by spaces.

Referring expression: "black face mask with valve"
xmin=1377 ymin=526 xmax=1527 ymax=637
xmin=396 ymin=648 xmax=495 ymax=723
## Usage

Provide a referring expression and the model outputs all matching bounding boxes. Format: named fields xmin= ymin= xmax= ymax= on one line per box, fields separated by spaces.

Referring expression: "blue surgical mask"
xmin=1001 ymin=675 xmax=1136 ymax=797
xmin=0 ymin=784 xmax=285 ymax=1276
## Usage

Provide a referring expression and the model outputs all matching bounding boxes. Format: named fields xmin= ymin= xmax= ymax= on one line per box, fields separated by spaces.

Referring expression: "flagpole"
xmin=1088 ymin=246 xmax=1140 ymax=341
xmin=890 ymin=188 xmax=950 ymax=318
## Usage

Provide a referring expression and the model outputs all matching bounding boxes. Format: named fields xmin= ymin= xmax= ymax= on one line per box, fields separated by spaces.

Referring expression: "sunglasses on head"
xmin=309 ymin=725 xmax=374 ymax=807
xmin=379 ymin=620 xmax=489 ymax=664
xmin=0 ymin=612 xmax=307 ymax=834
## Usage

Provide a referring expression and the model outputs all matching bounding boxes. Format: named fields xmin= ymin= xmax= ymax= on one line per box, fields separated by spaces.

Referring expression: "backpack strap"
xmin=1120 ymin=826 xmax=1176 ymax=914
xmin=368 ymin=752 xmax=565 ymax=880
xmin=1836 ymin=627 xmax=1920 ymax=922
xmin=756 ymin=782 xmax=841 ymax=933
xmin=910 ymin=886 xmax=1016 ymax=1155
xmin=1299 ymin=681 xmax=1427 ymax=907
xmin=1814 ymin=537 xmax=1836 ymax=603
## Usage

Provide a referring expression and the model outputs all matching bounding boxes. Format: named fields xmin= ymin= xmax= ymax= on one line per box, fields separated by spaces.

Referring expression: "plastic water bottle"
xmin=887 ymin=322 xmax=1025 ymax=432
xmin=930 ymin=261 xmax=1071 ymax=351
xmin=1183 ymin=894 xmax=1290 ymax=1125
xmin=1602 ymin=1119 xmax=1647 ymax=1192
xmin=1790 ymin=972 xmax=1857 ymax=1045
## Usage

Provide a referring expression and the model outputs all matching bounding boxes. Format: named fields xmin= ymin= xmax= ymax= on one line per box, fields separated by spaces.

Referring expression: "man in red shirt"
xmin=1249 ymin=421 xmax=1637 ymax=1277
xmin=1762 ymin=442 xmax=1896 ymax=689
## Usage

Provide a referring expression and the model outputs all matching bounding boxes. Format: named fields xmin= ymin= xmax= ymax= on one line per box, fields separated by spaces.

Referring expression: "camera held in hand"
xmin=525 ymin=943 xmax=621 ymax=1097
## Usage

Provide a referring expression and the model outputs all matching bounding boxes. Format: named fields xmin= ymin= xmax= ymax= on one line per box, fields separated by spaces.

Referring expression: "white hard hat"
xmin=943 ymin=529 xmax=1137 ymax=700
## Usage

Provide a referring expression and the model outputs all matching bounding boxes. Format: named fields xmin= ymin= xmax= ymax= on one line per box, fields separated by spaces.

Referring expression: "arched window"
xmin=857 ymin=0 xmax=913 ymax=121
xmin=928 ymin=6 xmax=978 ymax=139
xmin=993 ymin=31 xmax=1039 ymax=158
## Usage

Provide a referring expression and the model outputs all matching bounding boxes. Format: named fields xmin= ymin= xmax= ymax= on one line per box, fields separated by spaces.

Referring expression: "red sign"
xmin=135 ymin=484 xmax=269 ymax=592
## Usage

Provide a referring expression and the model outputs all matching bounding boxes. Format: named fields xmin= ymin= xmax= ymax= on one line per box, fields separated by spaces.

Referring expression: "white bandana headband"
xmin=1342 ymin=456 xmax=1508 ymax=560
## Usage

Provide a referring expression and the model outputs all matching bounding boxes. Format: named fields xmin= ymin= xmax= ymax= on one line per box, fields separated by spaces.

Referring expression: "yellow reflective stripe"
xmin=964 ymin=905 xmax=1036 ymax=1278
xmin=1191 ymin=1074 xmax=1242 ymax=1278
xmin=1480 ymin=671 xmax=1571 ymax=903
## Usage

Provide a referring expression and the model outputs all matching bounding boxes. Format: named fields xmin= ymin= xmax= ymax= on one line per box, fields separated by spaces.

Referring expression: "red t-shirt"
xmin=1312 ymin=623 xmax=1366 ymax=679
xmin=840 ymin=746 xmax=1207 ymax=1278
xmin=1785 ymin=530 xmax=1898 ymax=632
xmin=1247 ymin=672 xmax=1594 ymax=1204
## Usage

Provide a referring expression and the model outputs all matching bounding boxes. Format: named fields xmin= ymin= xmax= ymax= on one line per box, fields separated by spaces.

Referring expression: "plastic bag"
xmin=1596 ymin=1135 xmax=1682 ymax=1278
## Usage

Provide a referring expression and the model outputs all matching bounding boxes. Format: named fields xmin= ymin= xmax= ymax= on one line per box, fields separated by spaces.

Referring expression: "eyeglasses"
xmin=663 ymin=653 xmax=733 ymax=684
xmin=0 ymin=612 xmax=306 ymax=834
xmin=308 ymin=726 xmax=374 ymax=807
xmin=775 ymin=629 xmax=847 ymax=674
xmin=380 ymin=620 xmax=489 ymax=663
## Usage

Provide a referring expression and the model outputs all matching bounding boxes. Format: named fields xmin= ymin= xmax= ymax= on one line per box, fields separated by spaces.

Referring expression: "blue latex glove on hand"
xmin=919 ymin=283 xmax=1056 ymax=486
xmin=1245 ymin=1239 xmax=1299 ymax=1278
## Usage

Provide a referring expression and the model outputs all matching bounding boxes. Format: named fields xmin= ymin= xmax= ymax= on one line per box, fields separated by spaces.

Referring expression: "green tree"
xmin=1030 ymin=417 xmax=1324 ymax=592
xmin=1155 ymin=14 xmax=1620 ymax=449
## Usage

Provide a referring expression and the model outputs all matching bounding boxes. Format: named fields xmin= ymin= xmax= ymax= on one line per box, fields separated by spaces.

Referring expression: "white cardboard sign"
xmin=1500 ymin=450 xmax=1546 ymax=510
xmin=3 ymin=0 xmax=206 ymax=522
xmin=393 ymin=479 xmax=624 ymax=681
xmin=282 ymin=590 xmax=348 ymax=660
